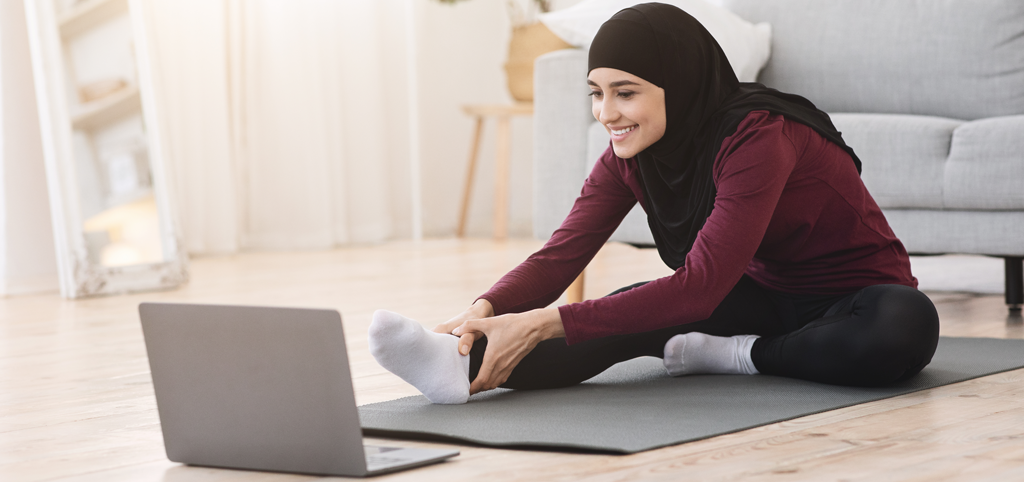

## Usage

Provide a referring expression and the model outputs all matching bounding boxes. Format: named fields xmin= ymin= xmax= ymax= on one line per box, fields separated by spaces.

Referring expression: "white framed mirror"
xmin=24 ymin=0 xmax=187 ymax=298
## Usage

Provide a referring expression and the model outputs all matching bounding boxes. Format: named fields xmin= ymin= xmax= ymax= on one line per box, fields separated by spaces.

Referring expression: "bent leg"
xmin=469 ymin=275 xmax=787 ymax=390
xmin=751 ymin=284 xmax=940 ymax=386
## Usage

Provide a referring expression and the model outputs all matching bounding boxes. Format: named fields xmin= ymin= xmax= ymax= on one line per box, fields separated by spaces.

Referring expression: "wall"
xmin=416 ymin=1 xmax=529 ymax=237
xmin=146 ymin=0 xmax=578 ymax=246
xmin=2 ymin=0 xmax=586 ymax=277
xmin=0 ymin=0 xmax=59 ymax=296
xmin=417 ymin=0 xmax=583 ymax=238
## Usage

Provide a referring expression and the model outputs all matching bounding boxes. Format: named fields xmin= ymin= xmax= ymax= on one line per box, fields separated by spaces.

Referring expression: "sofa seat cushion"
xmin=833 ymin=113 xmax=1024 ymax=211
xmin=944 ymin=116 xmax=1024 ymax=210
xmin=830 ymin=114 xmax=961 ymax=210
xmin=883 ymin=210 xmax=1024 ymax=257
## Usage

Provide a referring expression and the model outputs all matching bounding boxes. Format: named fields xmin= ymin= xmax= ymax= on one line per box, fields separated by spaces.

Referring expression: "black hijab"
xmin=588 ymin=3 xmax=861 ymax=270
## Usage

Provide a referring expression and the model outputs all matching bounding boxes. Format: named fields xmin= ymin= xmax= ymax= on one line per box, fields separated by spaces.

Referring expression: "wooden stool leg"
xmin=457 ymin=116 xmax=484 ymax=237
xmin=493 ymin=116 xmax=511 ymax=240
xmin=567 ymin=269 xmax=585 ymax=304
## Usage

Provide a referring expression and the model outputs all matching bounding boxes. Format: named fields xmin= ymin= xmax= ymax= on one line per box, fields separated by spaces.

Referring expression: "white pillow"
xmin=539 ymin=0 xmax=771 ymax=82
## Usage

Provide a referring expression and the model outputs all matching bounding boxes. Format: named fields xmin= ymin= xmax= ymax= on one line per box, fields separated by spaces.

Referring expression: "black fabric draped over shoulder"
xmin=588 ymin=2 xmax=861 ymax=270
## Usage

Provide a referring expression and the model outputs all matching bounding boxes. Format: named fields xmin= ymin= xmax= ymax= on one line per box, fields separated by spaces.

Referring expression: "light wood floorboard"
xmin=2 ymin=239 xmax=1022 ymax=481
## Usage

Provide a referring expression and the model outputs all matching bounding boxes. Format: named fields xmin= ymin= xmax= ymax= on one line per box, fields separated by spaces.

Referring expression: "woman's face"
xmin=588 ymin=67 xmax=666 ymax=159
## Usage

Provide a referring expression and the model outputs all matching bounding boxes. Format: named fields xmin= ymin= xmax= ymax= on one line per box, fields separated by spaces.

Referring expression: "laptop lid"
xmin=140 ymin=302 xmax=369 ymax=476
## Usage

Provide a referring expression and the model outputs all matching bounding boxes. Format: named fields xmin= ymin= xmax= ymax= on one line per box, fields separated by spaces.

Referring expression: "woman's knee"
xmin=857 ymin=284 xmax=939 ymax=344
xmin=849 ymin=285 xmax=940 ymax=383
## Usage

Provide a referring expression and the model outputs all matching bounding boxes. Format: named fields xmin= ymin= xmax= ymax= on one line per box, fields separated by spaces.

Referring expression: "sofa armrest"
xmin=533 ymin=49 xmax=593 ymax=240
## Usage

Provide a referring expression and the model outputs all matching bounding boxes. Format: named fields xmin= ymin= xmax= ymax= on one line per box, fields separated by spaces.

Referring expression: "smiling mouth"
xmin=610 ymin=125 xmax=637 ymax=135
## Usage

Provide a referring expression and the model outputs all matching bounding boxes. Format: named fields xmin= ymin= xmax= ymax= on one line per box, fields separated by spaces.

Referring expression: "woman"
xmin=369 ymin=3 xmax=939 ymax=405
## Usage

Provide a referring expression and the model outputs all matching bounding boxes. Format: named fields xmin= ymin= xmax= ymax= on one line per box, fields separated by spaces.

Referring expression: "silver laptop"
xmin=139 ymin=302 xmax=459 ymax=477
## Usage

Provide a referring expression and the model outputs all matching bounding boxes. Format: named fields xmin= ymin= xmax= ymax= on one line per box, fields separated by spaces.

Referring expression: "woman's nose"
xmin=599 ymin=100 xmax=618 ymax=124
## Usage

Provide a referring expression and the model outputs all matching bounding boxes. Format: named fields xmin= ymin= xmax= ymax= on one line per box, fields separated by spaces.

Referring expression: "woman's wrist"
xmin=533 ymin=307 xmax=566 ymax=341
xmin=472 ymin=298 xmax=495 ymax=318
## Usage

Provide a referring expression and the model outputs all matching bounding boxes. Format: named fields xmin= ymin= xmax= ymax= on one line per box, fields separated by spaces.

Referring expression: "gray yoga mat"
xmin=359 ymin=337 xmax=1024 ymax=454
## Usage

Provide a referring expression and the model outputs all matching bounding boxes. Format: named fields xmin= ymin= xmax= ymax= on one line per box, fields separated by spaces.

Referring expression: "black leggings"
xmin=469 ymin=275 xmax=940 ymax=388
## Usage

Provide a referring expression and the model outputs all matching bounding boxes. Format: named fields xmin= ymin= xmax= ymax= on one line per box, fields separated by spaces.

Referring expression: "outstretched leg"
xmin=368 ymin=310 xmax=470 ymax=404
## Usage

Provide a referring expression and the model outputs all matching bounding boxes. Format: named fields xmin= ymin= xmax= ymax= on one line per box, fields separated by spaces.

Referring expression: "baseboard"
xmin=0 ymin=273 xmax=59 ymax=296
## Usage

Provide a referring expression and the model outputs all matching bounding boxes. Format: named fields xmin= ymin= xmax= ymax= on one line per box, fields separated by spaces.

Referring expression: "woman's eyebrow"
xmin=587 ymin=79 xmax=641 ymax=87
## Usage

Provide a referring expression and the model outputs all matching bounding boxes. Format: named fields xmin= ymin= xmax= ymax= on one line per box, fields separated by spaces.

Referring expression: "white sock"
xmin=368 ymin=310 xmax=470 ymax=404
xmin=663 ymin=333 xmax=760 ymax=376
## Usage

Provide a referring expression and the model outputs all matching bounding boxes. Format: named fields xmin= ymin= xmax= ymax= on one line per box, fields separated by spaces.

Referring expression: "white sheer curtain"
xmin=146 ymin=0 xmax=404 ymax=254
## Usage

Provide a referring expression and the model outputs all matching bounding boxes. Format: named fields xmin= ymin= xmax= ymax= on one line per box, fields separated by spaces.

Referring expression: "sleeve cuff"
xmin=475 ymin=295 xmax=504 ymax=316
xmin=558 ymin=304 xmax=584 ymax=345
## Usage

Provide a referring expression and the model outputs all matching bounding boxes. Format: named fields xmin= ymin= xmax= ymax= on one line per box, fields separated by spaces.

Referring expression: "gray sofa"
xmin=533 ymin=0 xmax=1024 ymax=310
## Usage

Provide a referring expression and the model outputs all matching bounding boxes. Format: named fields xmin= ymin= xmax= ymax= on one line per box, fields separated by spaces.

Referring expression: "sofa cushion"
xmin=945 ymin=116 xmax=1024 ymax=210
xmin=820 ymin=114 xmax=1024 ymax=211
xmin=884 ymin=209 xmax=1024 ymax=257
xmin=830 ymin=114 xmax=962 ymax=210
xmin=723 ymin=0 xmax=1024 ymax=120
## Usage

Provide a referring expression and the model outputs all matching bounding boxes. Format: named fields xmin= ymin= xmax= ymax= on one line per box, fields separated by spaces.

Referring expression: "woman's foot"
xmin=368 ymin=310 xmax=470 ymax=404
xmin=663 ymin=333 xmax=760 ymax=376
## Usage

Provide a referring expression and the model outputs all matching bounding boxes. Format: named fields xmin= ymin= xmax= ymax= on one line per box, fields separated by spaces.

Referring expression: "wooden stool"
xmin=456 ymin=103 xmax=534 ymax=240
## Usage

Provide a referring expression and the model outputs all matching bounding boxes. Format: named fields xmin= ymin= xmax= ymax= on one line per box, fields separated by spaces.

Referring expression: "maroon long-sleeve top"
xmin=480 ymin=111 xmax=917 ymax=345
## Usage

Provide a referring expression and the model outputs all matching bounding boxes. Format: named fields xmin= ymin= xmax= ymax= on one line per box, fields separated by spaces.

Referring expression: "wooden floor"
xmin=3 ymin=239 xmax=1023 ymax=481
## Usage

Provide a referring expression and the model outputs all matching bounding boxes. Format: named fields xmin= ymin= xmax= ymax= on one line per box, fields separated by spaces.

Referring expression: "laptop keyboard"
xmin=366 ymin=455 xmax=408 ymax=467
xmin=365 ymin=445 xmax=407 ymax=469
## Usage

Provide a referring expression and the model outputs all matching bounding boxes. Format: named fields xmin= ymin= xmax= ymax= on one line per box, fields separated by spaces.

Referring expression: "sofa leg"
xmin=1006 ymin=257 xmax=1023 ymax=312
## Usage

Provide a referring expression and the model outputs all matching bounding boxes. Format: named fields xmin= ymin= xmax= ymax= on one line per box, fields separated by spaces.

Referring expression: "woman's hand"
xmin=453 ymin=307 xmax=565 ymax=394
xmin=433 ymin=298 xmax=494 ymax=356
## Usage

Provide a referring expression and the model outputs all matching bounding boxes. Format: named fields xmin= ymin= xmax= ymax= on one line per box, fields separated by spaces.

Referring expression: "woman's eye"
xmin=618 ymin=91 xmax=635 ymax=99
xmin=588 ymin=91 xmax=602 ymax=98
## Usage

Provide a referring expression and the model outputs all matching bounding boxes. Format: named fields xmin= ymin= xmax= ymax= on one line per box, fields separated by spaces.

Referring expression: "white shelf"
xmin=71 ymin=84 xmax=140 ymax=131
xmin=59 ymin=0 xmax=129 ymax=39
